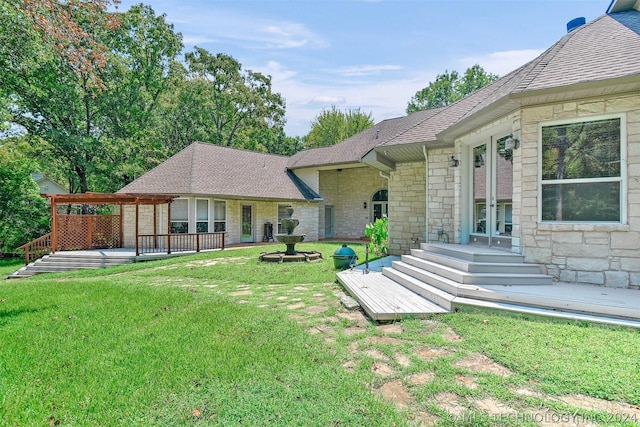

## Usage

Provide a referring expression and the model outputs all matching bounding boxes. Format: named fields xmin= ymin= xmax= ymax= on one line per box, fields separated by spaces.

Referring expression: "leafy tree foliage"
xmin=150 ymin=48 xmax=287 ymax=154
xmin=0 ymin=158 xmax=50 ymax=254
xmin=305 ymin=106 xmax=374 ymax=148
xmin=0 ymin=4 xmax=182 ymax=193
xmin=406 ymin=64 xmax=499 ymax=113
xmin=6 ymin=0 xmax=121 ymax=89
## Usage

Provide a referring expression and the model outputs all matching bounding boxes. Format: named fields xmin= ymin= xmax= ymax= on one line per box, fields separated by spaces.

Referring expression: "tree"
xmin=406 ymin=64 xmax=499 ymax=113
xmin=0 ymin=4 xmax=182 ymax=193
xmin=0 ymin=158 xmax=50 ymax=254
xmin=305 ymin=106 xmax=374 ymax=148
xmin=154 ymin=48 xmax=287 ymax=152
xmin=5 ymin=0 xmax=121 ymax=89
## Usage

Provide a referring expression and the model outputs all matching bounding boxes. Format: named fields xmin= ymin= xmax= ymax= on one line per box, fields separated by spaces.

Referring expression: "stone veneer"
xmin=122 ymin=198 xmax=319 ymax=248
xmin=518 ymin=94 xmax=640 ymax=289
xmin=318 ymin=166 xmax=388 ymax=239
xmin=388 ymin=150 xmax=456 ymax=255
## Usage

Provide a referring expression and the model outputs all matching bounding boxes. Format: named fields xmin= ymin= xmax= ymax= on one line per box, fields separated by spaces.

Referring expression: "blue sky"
xmin=118 ymin=0 xmax=609 ymax=137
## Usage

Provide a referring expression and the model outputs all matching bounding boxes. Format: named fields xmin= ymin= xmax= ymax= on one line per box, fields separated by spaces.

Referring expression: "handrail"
xmin=137 ymin=232 xmax=225 ymax=256
xmin=16 ymin=233 xmax=53 ymax=265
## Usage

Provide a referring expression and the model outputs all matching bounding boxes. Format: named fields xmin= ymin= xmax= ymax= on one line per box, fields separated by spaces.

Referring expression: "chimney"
xmin=566 ymin=17 xmax=586 ymax=32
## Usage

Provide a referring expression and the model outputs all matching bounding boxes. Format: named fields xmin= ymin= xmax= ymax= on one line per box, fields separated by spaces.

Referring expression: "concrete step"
xmin=401 ymin=255 xmax=553 ymax=286
xmin=410 ymin=248 xmax=542 ymax=274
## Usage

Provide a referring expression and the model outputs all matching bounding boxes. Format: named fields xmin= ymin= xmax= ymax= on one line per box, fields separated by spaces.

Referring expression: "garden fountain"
xmin=259 ymin=206 xmax=323 ymax=263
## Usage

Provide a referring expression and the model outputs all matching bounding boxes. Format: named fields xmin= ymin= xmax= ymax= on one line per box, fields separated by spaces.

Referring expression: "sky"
xmin=117 ymin=0 xmax=609 ymax=137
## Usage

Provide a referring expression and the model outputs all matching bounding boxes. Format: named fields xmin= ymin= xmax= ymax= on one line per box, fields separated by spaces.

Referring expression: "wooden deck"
xmin=337 ymin=269 xmax=447 ymax=321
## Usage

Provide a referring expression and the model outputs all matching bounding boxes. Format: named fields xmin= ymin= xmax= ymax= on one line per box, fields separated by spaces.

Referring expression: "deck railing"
xmin=17 ymin=233 xmax=53 ymax=265
xmin=137 ymin=232 xmax=225 ymax=256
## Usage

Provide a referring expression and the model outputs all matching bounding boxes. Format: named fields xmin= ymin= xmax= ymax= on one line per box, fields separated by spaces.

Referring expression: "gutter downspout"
xmin=422 ymin=145 xmax=430 ymax=243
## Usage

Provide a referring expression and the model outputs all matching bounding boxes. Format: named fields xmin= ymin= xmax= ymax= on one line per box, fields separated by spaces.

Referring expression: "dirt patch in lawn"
xmin=374 ymin=381 xmax=412 ymax=409
xmin=453 ymin=353 xmax=512 ymax=377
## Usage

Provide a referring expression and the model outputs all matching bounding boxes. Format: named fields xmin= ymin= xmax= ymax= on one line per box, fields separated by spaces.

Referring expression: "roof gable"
xmin=119 ymin=142 xmax=320 ymax=201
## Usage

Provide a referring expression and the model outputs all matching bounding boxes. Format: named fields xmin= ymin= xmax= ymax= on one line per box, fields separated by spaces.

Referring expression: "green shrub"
xmin=364 ymin=215 xmax=388 ymax=256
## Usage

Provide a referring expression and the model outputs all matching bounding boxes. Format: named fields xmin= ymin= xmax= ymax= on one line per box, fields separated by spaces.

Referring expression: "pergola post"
xmin=135 ymin=198 xmax=140 ymax=257
xmin=51 ymin=198 xmax=58 ymax=253
xmin=167 ymin=202 xmax=172 ymax=254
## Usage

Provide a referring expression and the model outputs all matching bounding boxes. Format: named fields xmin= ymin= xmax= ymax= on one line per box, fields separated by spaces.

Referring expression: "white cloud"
xmin=309 ymin=96 xmax=346 ymax=105
xmin=165 ymin=8 xmax=327 ymax=50
xmin=334 ymin=64 xmax=403 ymax=77
xmin=459 ymin=49 xmax=544 ymax=76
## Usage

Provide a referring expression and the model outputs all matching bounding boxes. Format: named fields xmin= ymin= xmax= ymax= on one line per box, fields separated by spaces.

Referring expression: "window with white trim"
xmin=196 ymin=199 xmax=209 ymax=233
xmin=170 ymin=199 xmax=188 ymax=233
xmin=540 ymin=116 xmax=623 ymax=222
xmin=213 ymin=200 xmax=226 ymax=232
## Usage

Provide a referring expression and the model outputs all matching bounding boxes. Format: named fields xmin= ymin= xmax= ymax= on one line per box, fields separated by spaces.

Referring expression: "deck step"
xmin=410 ymin=248 xmax=542 ymax=274
xmin=337 ymin=244 xmax=639 ymax=327
xmin=420 ymin=243 xmax=524 ymax=263
xmin=382 ymin=267 xmax=455 ymax=310
xmin=6 ymin=253 xmax=134 ymax=278
xmin=401 ymin=255 xmax=553 ymax=286
xmin=336 ymin=270 xmax=448 ymax=321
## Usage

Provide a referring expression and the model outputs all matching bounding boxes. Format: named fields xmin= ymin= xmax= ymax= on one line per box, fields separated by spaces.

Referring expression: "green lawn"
xmin=1 ymin=243 xmax=638 ymax=426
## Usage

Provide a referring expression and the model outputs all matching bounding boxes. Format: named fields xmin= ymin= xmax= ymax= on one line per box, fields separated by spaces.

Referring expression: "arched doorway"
xmin=371 ymin=189 xmax=388 ymax=221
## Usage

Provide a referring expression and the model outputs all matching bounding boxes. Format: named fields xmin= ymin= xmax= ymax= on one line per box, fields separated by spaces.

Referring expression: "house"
xmin=31 ymin=172 xmax=68 ymax=195
xmin=118 ymin=0 xmax=640 ymax=289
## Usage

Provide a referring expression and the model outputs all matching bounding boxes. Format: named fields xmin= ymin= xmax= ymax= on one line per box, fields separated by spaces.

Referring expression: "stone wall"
xmin=318 ymin=166 xmax=388 ymax=239
xmin=122 ymin=197 xmax=319 ymax=248
xmin=520 ymin=94 xmax=640 ymax=288
xmin=387 ymin=150 xmax=456 ymax=255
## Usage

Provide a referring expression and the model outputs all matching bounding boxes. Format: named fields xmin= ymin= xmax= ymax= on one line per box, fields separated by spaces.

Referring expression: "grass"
xmin=0 ymin=257 xmax=23 ymax=277
xmin=1 ymin=242 xmax=639 ymax=426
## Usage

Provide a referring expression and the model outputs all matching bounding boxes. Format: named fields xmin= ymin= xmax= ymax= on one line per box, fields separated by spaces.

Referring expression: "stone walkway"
xmin=176 ymin=260 xmax=640 ymax=426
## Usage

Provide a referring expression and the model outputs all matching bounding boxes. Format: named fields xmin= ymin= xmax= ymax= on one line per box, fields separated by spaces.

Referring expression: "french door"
xmin=241 ymin=205 xmax=253 ymax=243
xmin=470 ymin=135 xmax=513 ymax=248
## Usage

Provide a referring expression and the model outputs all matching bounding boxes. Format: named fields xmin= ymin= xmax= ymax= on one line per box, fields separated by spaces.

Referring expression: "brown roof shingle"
xmin=119 ymin=142 xmax=321 ymax=201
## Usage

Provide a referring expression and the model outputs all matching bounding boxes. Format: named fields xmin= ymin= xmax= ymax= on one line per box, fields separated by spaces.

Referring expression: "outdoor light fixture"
xmin=505 ymin=134 xmax=520 ymax=151
xmin=474 ymin=154 xmax=485 ymax=168
xmin=448 ymin=155 xmax=459 ymax=167
xmin=363 ymin=201 xmax=367 ymax=209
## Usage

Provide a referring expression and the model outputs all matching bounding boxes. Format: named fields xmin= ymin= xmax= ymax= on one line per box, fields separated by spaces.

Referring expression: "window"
xmin=372 ymin=189 xmax=388 ymax=221
xmin=196 ymin=199 xmax=209 ymax=233
xmin=540 ymin=117 xmax=623 ymax=222
xmin=170 ymin=199 xmax=188 ymax=233
xmin=277 ymin=204 xmax=290 ymax=234
xmin=213 ymin=200 xmax=226 ymax=232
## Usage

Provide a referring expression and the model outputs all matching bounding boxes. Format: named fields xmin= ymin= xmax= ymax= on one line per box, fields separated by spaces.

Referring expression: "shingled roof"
xmin=289 ymin=7 xmax=640 ymax=168
xmin=119 ymin=142 xmax=321 ymax=201
xmin=287 ymin=108 xmax=444 ymax=169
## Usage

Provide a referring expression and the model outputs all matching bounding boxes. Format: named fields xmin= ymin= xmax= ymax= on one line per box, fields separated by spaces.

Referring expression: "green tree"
xmin=305 ymin=106 xmax=374 ymax=148
xmin=5 ymin=0 xmax=120 ymax=89
xmin=406 ymin=64 xmax=499 ymax=113
xmin=0 ymin=4 xmax=182 ymax=193
xmin=154 ymin=48 xmax=286 ymax=152
xmin=0 ymin=158 xmax=50 ymax=254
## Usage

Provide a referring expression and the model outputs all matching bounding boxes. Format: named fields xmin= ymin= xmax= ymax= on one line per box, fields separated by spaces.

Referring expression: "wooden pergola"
xmin=45 ymin=192 xmax=178 ymax=255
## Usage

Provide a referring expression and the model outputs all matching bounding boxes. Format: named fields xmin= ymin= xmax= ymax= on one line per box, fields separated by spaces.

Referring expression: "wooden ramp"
xmin=337 ymin=270 xmax=448 ymax=321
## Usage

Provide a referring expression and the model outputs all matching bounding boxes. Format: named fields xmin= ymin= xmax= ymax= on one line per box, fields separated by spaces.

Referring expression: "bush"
xmin=0 ymin=160 xmax=50 ymax=254
xmin=364 ymin=216 xmax=388 ymax=256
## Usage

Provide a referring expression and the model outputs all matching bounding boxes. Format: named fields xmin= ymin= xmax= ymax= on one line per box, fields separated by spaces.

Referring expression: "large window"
xmin=213 ymin=200 xmax=226 ymax=232
xmin=196 ymin=199 xmax=209 ymax=232
xmin=170 ymin=199 xmax=188 ymax=233
xmin=540 ymin=117 xmax=623 ymax=222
